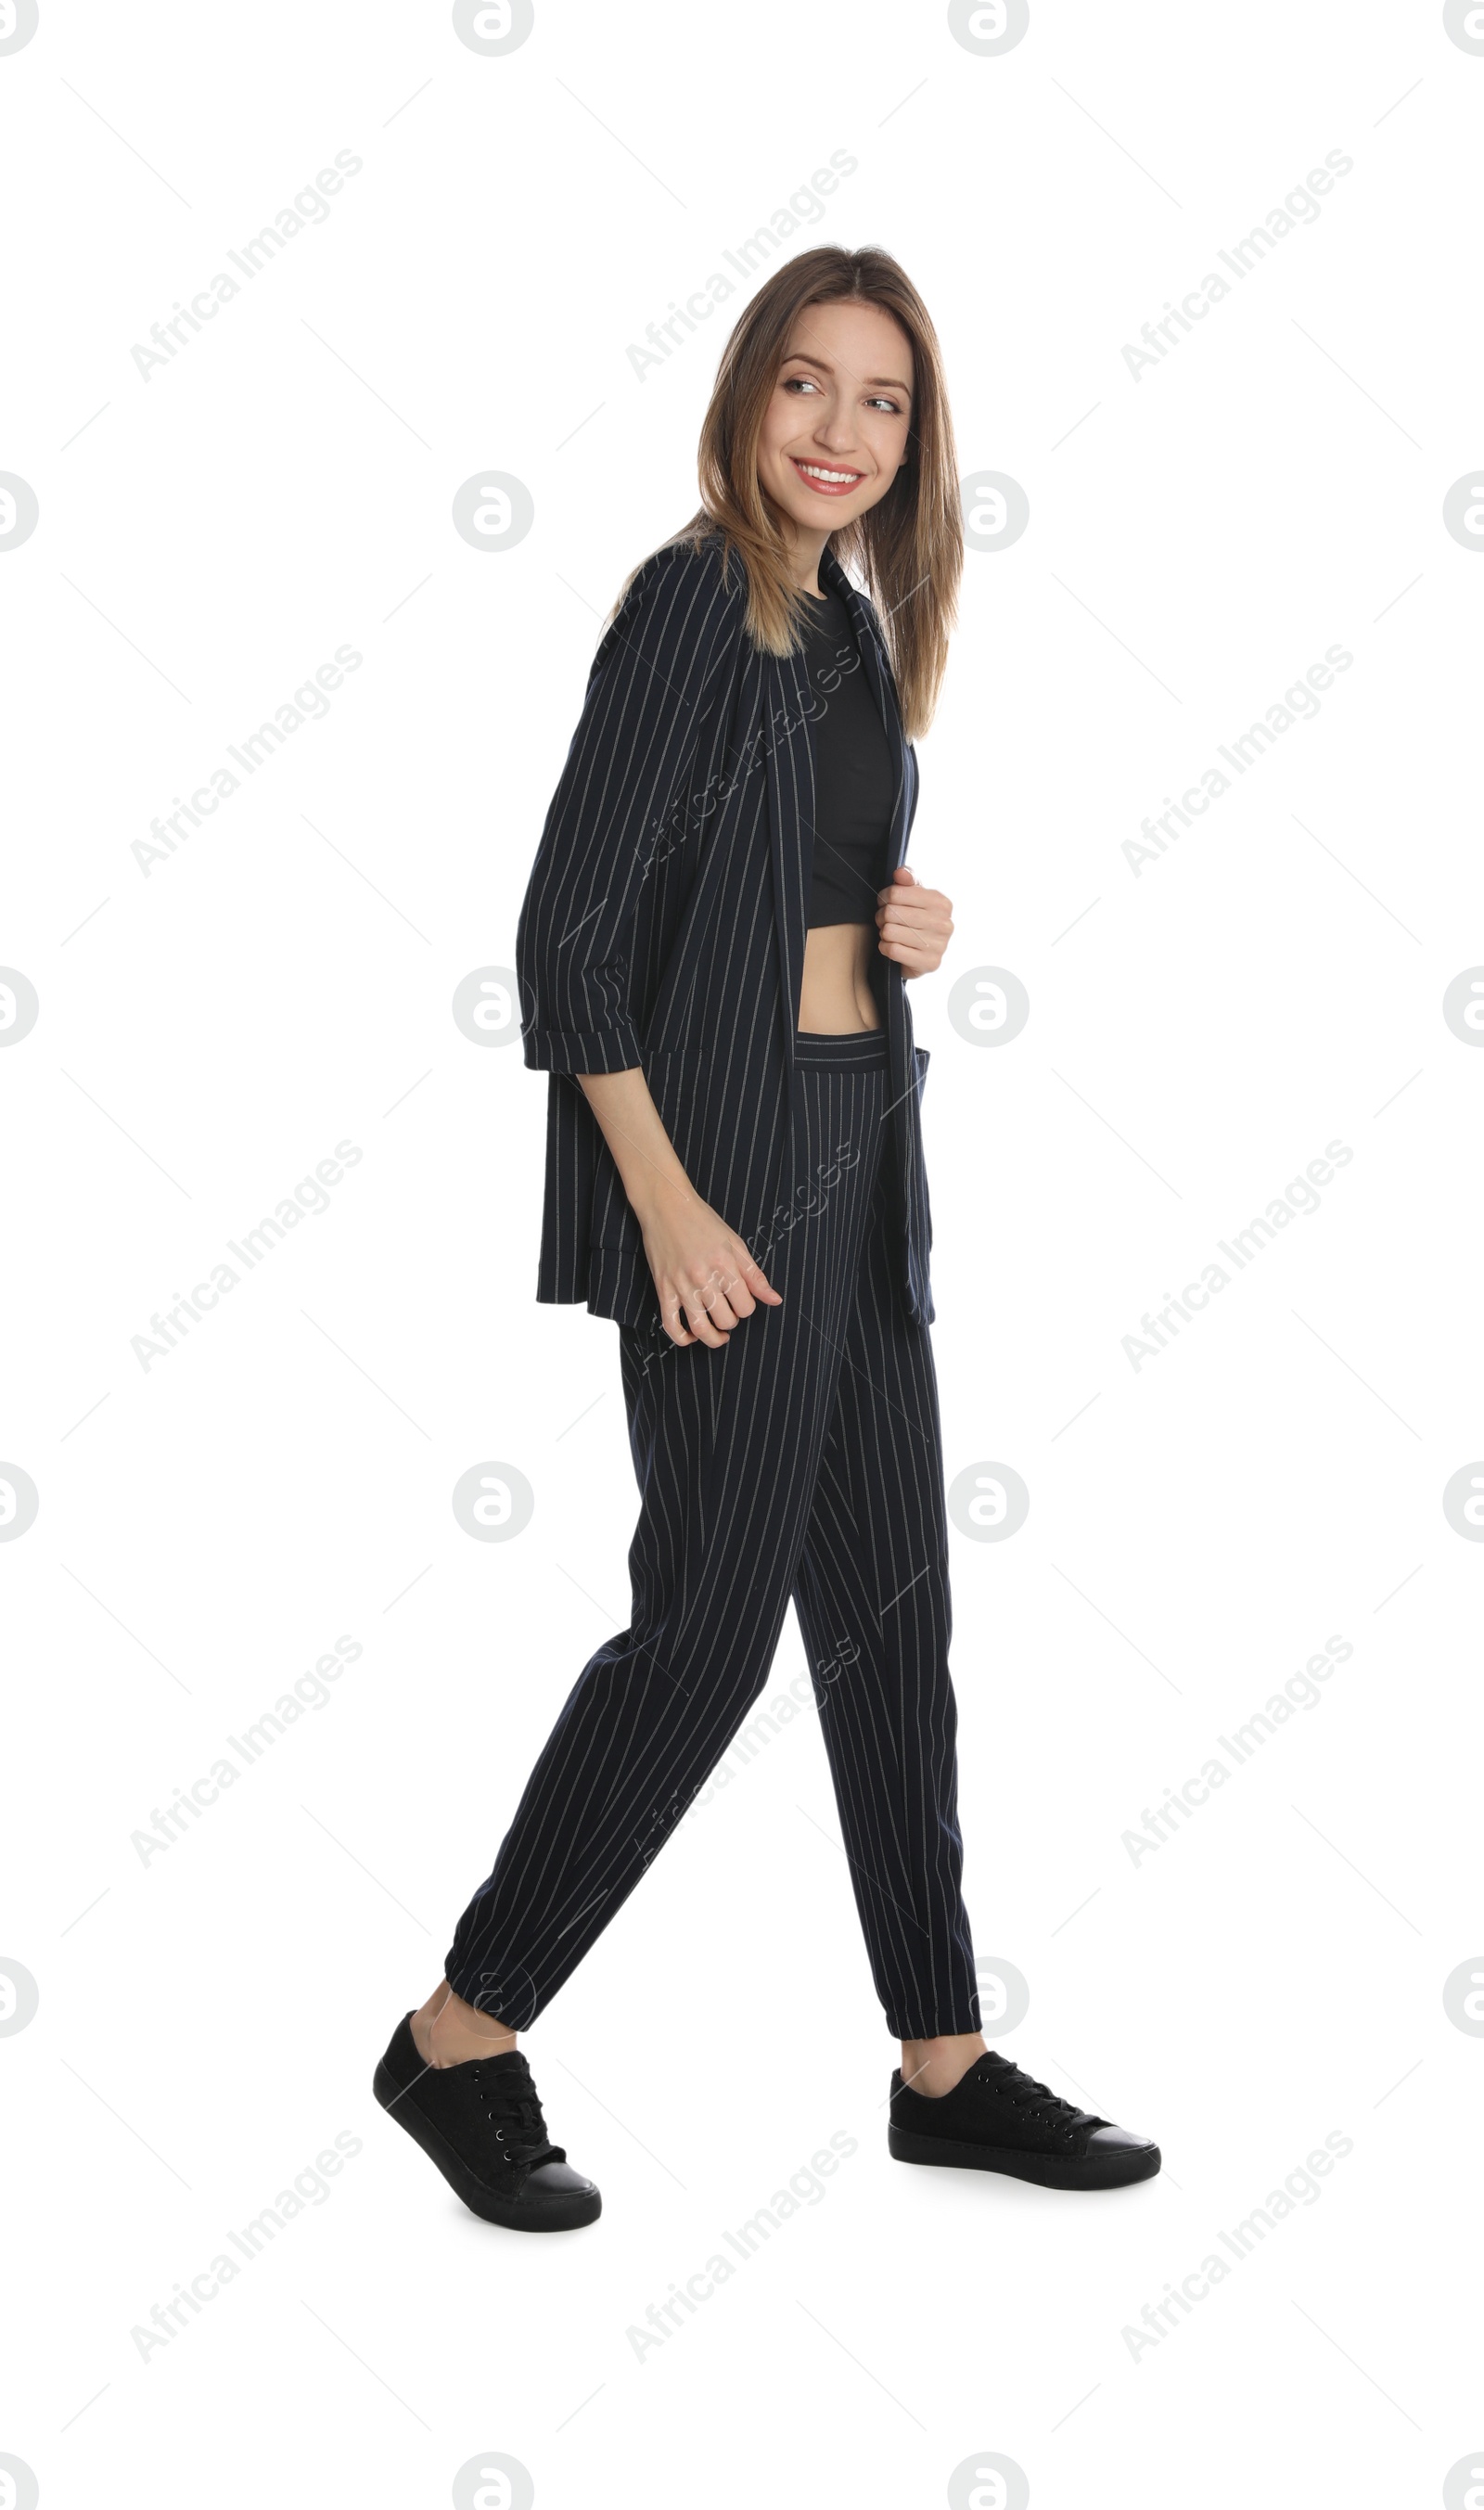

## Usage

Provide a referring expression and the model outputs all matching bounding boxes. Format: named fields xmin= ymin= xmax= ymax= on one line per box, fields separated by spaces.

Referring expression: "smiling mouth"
xmin=788 ymin=455 xmax=865 ymax=496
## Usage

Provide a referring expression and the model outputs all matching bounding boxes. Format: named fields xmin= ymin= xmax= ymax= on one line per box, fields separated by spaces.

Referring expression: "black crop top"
xmin=798 ymin=584 xmax=895 ymax=931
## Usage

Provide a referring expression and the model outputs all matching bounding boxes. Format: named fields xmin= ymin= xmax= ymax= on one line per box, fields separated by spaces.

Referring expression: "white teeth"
xmin=797 ymin=461 xmax=860 ymax=483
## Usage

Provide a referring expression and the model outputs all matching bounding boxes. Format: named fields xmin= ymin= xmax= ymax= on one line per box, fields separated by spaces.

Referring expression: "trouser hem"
xmin=887 ymin=2010 xmax=984 ymax=2040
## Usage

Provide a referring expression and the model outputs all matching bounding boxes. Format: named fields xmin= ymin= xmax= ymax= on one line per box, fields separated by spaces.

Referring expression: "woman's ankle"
xmin=900 ymin=2030 xmax=986 ymax=2098
xmin=412 ymin=1980 xmax=518 ymax=2068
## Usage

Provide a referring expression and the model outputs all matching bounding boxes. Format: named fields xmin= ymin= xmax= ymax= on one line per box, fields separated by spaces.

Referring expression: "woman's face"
xmin=757 ymin=299 xmax=915 ymax=536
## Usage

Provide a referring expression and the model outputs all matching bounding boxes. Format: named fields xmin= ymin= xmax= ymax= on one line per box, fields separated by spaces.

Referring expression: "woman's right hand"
xmin=639 ymin=1187 xmax=782 ymax=1349
xmin=574 ymin=1065 xmax=782 ymax=1348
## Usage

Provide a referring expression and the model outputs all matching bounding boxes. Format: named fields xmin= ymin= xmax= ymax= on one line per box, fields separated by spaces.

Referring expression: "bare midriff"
xmin=797 ymin=922 xmax=881 ymax=1033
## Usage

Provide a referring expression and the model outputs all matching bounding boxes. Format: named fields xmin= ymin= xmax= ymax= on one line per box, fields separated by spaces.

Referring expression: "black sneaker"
xmin=889 ymin=2049 xmax=1159 ymax=2191
xmin=374 ymin=2012 xmax=601 ymax=2231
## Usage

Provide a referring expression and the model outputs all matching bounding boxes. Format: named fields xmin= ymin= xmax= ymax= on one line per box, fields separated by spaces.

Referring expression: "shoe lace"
xmin=470 ymin=2064 xmax=561 ymax=2167
xmin=981 ymin=2053 xmax=1097 ymax=2139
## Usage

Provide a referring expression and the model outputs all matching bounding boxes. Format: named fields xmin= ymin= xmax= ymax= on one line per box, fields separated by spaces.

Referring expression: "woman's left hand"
xmin=875 ymin=864 xmax=953 ymax=977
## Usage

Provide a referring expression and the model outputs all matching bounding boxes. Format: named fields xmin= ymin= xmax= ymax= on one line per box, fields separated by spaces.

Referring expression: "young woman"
xmin=375 ymin=246 xmax=1159 ymax=2227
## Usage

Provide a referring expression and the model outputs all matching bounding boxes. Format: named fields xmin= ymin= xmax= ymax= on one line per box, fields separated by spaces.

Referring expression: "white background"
xmin=3 ymin=2 xmax=1482 ymax=2504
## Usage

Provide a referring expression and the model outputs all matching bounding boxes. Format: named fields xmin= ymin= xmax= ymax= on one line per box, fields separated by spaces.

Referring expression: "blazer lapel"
xmin=761 ymin=549 xmax=917 ymax=1116
xmin=761 ymin=632 xmax=814 ymax=1085
xmin=817 ymin=548 xmax=916 ymax=1128
xmin=819 ymin=544 xmax=909 ymax=874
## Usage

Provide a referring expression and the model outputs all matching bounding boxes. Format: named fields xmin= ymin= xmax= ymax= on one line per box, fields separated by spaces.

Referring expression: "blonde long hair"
xmin=619 ymin=245 xmax=962 ymax=744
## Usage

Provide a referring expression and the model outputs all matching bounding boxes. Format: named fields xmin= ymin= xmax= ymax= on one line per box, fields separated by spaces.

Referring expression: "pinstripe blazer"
xmin=516 ymin=528 xmax=934 ymax=1337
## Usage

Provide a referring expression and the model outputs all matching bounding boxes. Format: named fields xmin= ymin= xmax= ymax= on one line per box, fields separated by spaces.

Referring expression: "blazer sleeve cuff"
xmin=523 ymin=1019 xmax=644 ymax=1077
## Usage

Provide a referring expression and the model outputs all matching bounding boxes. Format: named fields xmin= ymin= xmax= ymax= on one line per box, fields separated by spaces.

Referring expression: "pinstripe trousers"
xmin=445 ymin=1030 xmax=981 ymax=2039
